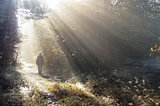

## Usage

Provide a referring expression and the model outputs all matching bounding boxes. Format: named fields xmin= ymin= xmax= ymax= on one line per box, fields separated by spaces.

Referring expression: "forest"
xmin=0 ymin=0 xmax=160 ymax=105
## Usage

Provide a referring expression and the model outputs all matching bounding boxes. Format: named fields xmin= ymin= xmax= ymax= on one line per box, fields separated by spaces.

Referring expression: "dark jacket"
xmin=36 ymin=54 xmax=44 ymax=65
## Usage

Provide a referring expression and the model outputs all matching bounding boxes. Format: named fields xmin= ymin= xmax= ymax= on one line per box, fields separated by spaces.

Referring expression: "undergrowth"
xmin=41 ymin=74 xmax=160 ymax=106
xmin=86 ymin=75 xmax=160 ymax=106
xmin=22 ymin=65 xmax=160 ymax=106
xmin=44 ymin=82 xmax=109 ymax=106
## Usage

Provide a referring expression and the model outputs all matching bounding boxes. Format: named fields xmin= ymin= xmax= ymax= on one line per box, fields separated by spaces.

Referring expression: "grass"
xmin=43 ymin=75 xmax=160 ymax=106
xmin=17 ymin=63 xmax=160 ymax=106
xmin=89 ymin=75 xmax=160 ymax=106
xmin=44 ymin=82 xmax=107 ymax=106
xmin=34 ymin=69 xmax=160 ymax=106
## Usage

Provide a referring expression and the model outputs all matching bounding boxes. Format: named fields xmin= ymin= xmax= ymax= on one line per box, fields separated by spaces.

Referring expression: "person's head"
xmin=39 ymin=53 xmax=41 ymax=55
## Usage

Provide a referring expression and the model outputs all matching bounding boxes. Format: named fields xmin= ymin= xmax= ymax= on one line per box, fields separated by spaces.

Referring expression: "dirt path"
xmin=0 ymin=61 xmax=60 ymax=106
xmin=0 ymin=61 xmax=121 ymax=106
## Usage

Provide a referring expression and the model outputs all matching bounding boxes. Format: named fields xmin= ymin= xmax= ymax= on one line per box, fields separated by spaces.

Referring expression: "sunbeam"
xmin=10 ymin=0 xmax=160 ymax=105
xmin=41 ymin=0 xmax=64 ymax=10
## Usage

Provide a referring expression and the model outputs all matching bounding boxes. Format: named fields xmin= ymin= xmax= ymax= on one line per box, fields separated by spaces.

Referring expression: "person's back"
xmin=36 ymin=53 xmax=44 ymax=74
xmin=36 ymin=54 xmax=44 ymax=65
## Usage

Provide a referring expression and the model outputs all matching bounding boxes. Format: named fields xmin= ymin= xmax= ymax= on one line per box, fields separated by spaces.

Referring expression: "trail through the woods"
xmin=0 ymin=61 xmax=61 ymax=106
xmin=0 ymin=60 xmax=119 ymax=106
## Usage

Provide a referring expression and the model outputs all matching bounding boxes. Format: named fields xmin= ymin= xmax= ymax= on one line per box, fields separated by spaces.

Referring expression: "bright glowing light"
xmin=41 ymin=0 xmax=64 ymax=10
xmin=17 ymin=10 xmax=38 ymax=63
xmin=41 ymin=0 xmax=81 ymax=10
xmin=75 ymin=0 xmax=81 ymax=2
xmin=76 ymin=82 xmax=85 ymax=90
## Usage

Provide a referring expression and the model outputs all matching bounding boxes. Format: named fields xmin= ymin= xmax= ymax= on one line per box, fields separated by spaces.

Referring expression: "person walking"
xmin=36 ymin=53 xmax=44 ymax=74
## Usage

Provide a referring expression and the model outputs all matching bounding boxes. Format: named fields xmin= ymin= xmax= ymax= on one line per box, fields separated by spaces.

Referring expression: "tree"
xmin=33 ymin=0 xmax=160 ymax=73
xmin=0 ymin=0 xmax=20 ymax=71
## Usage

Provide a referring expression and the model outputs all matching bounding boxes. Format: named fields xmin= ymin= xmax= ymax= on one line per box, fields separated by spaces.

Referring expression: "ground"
xmin=0 ymin=62 xmax=58 ymax=106
xmin=0 ymin=61 xmax=160 ymax=106
xmin=0 ymin=62 xmax=113 ymax=106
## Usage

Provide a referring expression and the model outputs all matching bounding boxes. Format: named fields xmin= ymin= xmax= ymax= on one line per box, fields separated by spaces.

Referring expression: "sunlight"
xmin=19 ymin=19 xmax=36 ymax=63
xmin=20 ymin=86 xmax=32 ymax=96
xmin=21 ymin=61 xmax=35 ymax=71
xmin=17 ymin=10 xmax=39 ymax=63
xmin=41 ymin=0 xmax=65 ymax=10
xmin=75 ymin=0 xmax=81 ymax=1
xmin=75 ymin=82 xmax=85 ymax=90
xmin=5 ymin=0 xmax=160 ymax=105
xmin=41 ymin=0 xmax=81 ymax=10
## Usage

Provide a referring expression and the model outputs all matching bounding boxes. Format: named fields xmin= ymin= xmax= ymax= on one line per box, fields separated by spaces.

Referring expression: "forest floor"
xmin=0 ymin=61 xmax=160 ymax=106
xmin=0 ymin=61 xmax=117 ymax=106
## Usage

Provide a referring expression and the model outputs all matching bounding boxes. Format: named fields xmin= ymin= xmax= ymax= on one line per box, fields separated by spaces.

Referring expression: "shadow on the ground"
xmin=0 ymin=63 xmax=25 ymax=106
xmin=43 ymin=68 xmax=74 ymax=82
xmin=39 ymin=74 xmax=50 ymax=79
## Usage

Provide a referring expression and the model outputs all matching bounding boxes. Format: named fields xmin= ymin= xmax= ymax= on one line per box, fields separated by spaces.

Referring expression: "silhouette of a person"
xmin=36 ymin=53 xmax=44 ymax=74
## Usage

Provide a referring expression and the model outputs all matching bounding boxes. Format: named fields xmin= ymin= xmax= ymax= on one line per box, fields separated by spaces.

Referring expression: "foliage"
xmin=2 ymin=0 xmax=160 ymax=105
xmin=82 ymin=75 xmax=160 ymax=105
xmin=150 ymin=40 xmax=160 ymax=58
xmin=35 ymin=67 xmax=160 ymax=106
xmin=33 ymin=21 xmax=68 ymax=68
xmin=20 ymin=0 xmax=48 ymax=19
xmin=1 ymin=59 xmax=160 ymax=106
xmin=32 ymin=0 xmax=160 ymax=72
xmin=0 ymin=0 xmax=21 ymax=71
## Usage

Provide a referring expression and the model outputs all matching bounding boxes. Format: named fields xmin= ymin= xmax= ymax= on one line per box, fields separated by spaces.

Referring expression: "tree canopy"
xmin=31 ymin=0 xmax=160 ymax=72
xmin=1 ymin=0 xmax=160 ymax=72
